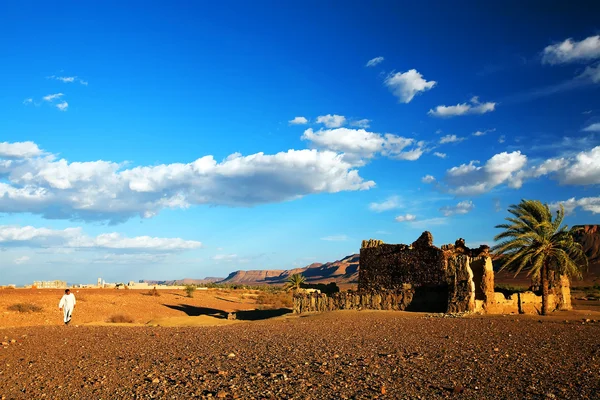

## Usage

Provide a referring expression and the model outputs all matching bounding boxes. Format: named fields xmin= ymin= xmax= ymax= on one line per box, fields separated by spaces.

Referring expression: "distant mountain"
xmin=219 ymin=254 xmax=359 ymax=285
xmin=146 ymin=226 xmax=600 ymax=288
xmin=142 ymin=277 xmax=224 ymax=286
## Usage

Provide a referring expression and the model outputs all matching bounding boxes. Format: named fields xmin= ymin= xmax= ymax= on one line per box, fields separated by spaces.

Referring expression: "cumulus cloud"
xmin=321 ymin=235 xmax=349 ymax=241
xmin=433 ymin=152 xmax=447 ymax=159
xmin=301 ymin=127 xmax=425 ymax=165
xmin=350 ymin=119 xmax=371 ymax=129
xmin=542 ymin=35 xmax=600 ymax=64
xmin=442 ymin=146 xmax=600 ymax=196
xmin=439 ymin=134 xmax=466 ymax=144
xmin=443 ymin=151 xmax=527 ymax=195
xmin=14 ymin=256 xmax=30 ymax=265
xmin=0 ymin=225 xmax=202 ymax=252
xmin=366 ymin=56 xmax=384 ymax=67
xmin=384 ymin=69 xmax=436 ymax=103
xmin=316 ymin=114 xmax=346 ymax=128
xmin=440 ymin=200 xmax=475 ymax=216
xmin=0 ymin=141 xmax=374 ymax=223
xmin=549 ymin=197 xmax=600 ymax=214
xmin=583 ymin=122 xmax=600 ymax=132
xmin=289 ymin=116 xmax=308 ymax=125
xmin=56 ymin=101 xmax=68 ymax=111
xmin=422 ymin=175 xmax=436 ymax=184
xmin=429 ymin=96 xmax=496 ymax=117
xmin=0 ymin=141 xmax=43 ymax=159
xmin=43 ymin=93 xmax=64 ymax=102
xmin=369 ymin=195 xmax=402 ymax=212
xmin=579 ymin=64 xmax=600 ymax=83
xmin=395 ymin=214 xmax=416 ymax=222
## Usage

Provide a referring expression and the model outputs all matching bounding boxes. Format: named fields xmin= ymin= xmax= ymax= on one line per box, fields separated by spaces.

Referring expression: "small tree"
xmin=493 ymin=199 xmax=588 ymax=315
xmin=184 ymin=285 xmax=196 ymax=298
xmin=285 ymin=273 xmax=305 ymax=292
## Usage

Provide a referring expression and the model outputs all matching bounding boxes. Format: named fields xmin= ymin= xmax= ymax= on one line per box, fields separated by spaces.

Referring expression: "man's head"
xmin=65 ymin=289 xmax=70 ymax=295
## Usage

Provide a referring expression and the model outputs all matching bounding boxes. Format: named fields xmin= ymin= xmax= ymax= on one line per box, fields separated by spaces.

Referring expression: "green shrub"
xmin=184 ymin=285 xmax=196 ymax=298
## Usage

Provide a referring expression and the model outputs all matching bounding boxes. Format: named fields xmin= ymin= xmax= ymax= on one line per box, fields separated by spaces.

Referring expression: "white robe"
xmin=58 ymin=293 xmax=76 ymax=323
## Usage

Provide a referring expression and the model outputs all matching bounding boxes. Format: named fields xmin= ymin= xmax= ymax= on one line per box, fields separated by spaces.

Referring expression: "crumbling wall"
xmin=358 ymin=232 xmax=447 ymax=293
xmin=293 ymin=289 xmax=414 ymax=314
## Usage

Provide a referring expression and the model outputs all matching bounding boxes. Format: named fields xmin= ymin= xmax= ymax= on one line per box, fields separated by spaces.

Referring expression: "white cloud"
xmin=473 ymin=128 xmax=496 ymax=136
xmin=0 ymin=141 xmax=374 ymax=223
xmin=289 ymin=116 xmax=308 ymax=125
xmin=0 ymin=225 xmax=202 ymax=252
xmin=14 ymin=256 xmax=30 ymax=265
xmin=583 ymin=122 xmax=600 ymax=132
xmin=395 ymin=214 xmax=416 ymax=222
xmin=429 ymin=96 xmax=496 ymax=117
xmin=384 ymin=69 xmax=436 ymax=103
xmin=433 ymin=152 xmax=447 ymax=159
xmin=23 ymin=98 xmax=33 ymax=105
xmin=49 ymin=75 xmax=88 ymax=85
xmin=0 ymin=141 xmax=43 ymax=159
xmin=442 ymin=146 xmax=600 ymax=195
xmin=302 ymin=127 xmax=425 ymax=165
xmin=56 ymin=101 xmax=68 ymax=111
xmin=439 ymin=134 xmax=466 ymax=144
xmin=555 ymin=146 xmax=600 ymax=185
xmin=444 ymin=152 xmax=527 ymax=195
xmin=549 ymin=197 xmax=600 ymax=215
xmin=369 ymin=195 xmax=401 ymax=212
xmin=316 ymin=114 xmax=346 ymax=128
xmin=579 ymin=63 xmax=600 ymax=83
xmin=422 ymin=175 xmax=436 ymax=184
xmin=43 ymin=93 xmax=64 ymax=102
xmin=321 ymin=235 xmax=349 ymax=241
xmin=350 ymin=119 xmax=371 ymax=129
xmin=366 ymin=57 xmax=384 ymax=67
xmin=542 ymin=35 xmax=600 ymax=64
xmin=440 ymin=200 xmax=475 ymax=216
xmin=498 ymin=135 xmax=506 ymax=143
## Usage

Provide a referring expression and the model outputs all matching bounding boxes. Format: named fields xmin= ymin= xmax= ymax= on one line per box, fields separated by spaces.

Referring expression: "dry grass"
xmin=143 ymin=288 xmax=161 ymax=297
xmin=255 ymin=292 xmax=293 ymax=309
xmin=7 ymin=303 xmax=43 ymax=313
xmin=107 ymin=314 xmax=135 ymax=323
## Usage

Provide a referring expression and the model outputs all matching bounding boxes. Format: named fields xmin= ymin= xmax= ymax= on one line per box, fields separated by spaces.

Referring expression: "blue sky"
xmin=1 ymin=1 xmax=599 ymax=285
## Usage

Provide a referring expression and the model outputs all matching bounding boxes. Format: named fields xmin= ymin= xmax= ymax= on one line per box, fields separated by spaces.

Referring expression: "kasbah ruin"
xmin=294 ymin=231 xmax=571 ymax=315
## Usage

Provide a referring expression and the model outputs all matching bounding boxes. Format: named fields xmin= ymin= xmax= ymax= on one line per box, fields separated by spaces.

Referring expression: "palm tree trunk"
xmin=541 ymin=262 xmax=549 ymax=316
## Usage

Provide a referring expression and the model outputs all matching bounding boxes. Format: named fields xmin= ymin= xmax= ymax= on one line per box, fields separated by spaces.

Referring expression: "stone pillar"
xmin=446 ymin=255 xmax=476 ymax=313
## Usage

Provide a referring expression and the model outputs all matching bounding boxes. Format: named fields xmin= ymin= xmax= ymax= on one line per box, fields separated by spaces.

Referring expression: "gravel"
xmin=1 ymin=311 xmax=599 ymax=399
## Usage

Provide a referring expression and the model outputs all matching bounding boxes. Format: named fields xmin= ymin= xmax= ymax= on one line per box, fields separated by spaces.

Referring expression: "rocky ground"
xmin=1 ymin=311 xmax=600 ymax=399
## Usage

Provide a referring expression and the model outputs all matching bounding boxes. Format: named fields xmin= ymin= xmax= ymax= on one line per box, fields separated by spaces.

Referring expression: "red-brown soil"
xmin=1 ymin=311 xmax=599 ymax=399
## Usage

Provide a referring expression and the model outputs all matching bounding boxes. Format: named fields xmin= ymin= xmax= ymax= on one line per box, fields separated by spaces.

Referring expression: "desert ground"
xmin=1 ymin=289 xmax=600 ymax=399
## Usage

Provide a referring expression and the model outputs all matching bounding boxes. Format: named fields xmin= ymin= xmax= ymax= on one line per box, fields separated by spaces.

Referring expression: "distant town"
xmin=10 ymin=278 xmax=185 ymax=290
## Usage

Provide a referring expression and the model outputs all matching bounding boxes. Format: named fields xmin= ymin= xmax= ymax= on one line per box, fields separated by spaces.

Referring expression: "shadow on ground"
xmin=163 ymin=304 xmax=292 ymax=321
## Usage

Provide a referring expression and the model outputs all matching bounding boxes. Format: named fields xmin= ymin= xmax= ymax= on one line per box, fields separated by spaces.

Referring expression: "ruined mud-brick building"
xmin=294 ymin=232 xmax=571 ymax=315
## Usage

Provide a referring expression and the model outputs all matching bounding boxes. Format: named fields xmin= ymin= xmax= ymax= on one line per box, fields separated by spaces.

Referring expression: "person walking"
xmin=58 ymin=289 xmax=76 ymax=325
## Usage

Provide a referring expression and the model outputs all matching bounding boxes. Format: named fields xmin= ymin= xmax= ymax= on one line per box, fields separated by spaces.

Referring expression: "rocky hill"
xmin=219 ymin=254 xmax=359 ymax=285
xmin=142 ymin=277 xmax=224 ymax=286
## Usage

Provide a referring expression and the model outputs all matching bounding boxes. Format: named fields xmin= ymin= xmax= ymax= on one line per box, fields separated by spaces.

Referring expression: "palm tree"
xmin=285 ymin=273 xmax=306 ymax=292
xmin=493 ymin=199 xmax=587 ymax=315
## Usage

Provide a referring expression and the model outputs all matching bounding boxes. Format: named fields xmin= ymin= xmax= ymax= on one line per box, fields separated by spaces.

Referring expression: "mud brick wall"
xmin=293 ymin=290 xmax=415 ymax=314
xmin=358 ymin=232 xmax=447 ymax=292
